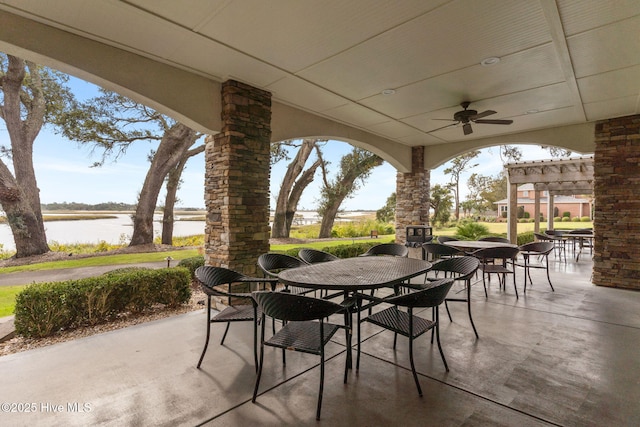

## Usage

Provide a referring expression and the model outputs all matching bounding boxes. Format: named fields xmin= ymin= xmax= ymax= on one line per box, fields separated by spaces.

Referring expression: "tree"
xmin=317 ymin=148 xmax=383 ymax=238
xmin=429 ymin=184 xmax=453 ymax=225
xmin=161 ymin=144 xmax=205 ymax=245
xmin=376 ymin=193 xmax=396 ymax=223
xmin=466 ymin=172 xmax=507 ymax=214
xmin=271 ymin=139 xmax=325 ymax=238
xmin=58 ymin=89 xmax=202 ymax=246
xmin=0 ymin=54 xmax=75 ymax=257
xmin=443 ymin=151 xmax=480 ymax=220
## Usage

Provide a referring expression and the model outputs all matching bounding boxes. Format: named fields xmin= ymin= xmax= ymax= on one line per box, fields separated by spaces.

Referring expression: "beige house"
xmin=495 ymin=184 xmax=592 ymax=220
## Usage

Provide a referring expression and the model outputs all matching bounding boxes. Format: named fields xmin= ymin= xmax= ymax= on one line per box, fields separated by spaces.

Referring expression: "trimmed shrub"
xmin=561 ymin=216 xmax=571 ymax=222
xmin=517 ymin=231 xmax=535 ymax=245
xmin=580 ymin=216 xmax=591 ymax=222
xmin=455 ymin=221 xmax=490 ymax=240
xmin=554 ymin=216 xmax=562 ymax=222
xmin=177 ymin=255 xmax=205 ymax=278
xmin=572 ymin=217 xmax=580 ymax=222
xmin=14 ymin=267 xmax=191 ymax=338
xmin=562 ymin=211 xmax=571 ymax=218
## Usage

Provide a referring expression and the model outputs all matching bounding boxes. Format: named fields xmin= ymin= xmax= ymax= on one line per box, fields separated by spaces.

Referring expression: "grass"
xmin=0 ymin=286 xmax=24 ymax=317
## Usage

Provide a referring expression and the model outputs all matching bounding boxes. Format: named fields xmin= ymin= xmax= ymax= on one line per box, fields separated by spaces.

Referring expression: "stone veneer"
xmin=395 ymin=146 xmax=430 ymax=244
xmin=204 ymin=80 xmax=271 ymax=275
xmin=592 ymin=114 xmax=640 ymax=288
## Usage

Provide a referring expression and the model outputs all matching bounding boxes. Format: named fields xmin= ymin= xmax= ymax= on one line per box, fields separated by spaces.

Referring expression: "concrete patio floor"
xmin=1 ymin=256 xmax=639 ymax=426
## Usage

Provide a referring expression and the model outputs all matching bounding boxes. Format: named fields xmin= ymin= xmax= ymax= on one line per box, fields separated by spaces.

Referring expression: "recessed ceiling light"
xmin=526 ymin=109 xmax=540 ymax=114
xmin=480 ymin=57 xmax=500 ymax=66
xmin=381 ymin=89 xmax=396 ymax=95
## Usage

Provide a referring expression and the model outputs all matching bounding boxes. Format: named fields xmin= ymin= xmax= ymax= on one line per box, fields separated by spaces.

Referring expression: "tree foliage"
xmin=317 ymin=148 xmax=383 ymax=238
xmin=376 ymin=192 xmax=396 ymax=223
xmin=429 ymin=184 xmax=453 ymax=225
xmin=443 ymin=151 xmax=480 ymax=220
xmin=0 ymin=54 xmax=76 ymax=257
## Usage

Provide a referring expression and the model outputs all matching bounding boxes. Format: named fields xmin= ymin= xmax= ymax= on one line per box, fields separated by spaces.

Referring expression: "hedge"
xmin=14 ymin=267 xmax=191 ymax=338
xmin=177 ymin=255 xmax=205 ymax=278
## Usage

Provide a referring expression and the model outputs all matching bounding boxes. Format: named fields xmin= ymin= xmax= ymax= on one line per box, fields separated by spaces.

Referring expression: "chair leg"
xmin=197 ymin=296 xmax=212 ymax=369
xmin=444 ymin=300 xmax=453 ymax=322
xmin=317 ymin=323 xmax=326 ymax=420
xmin=434 ymin=307 xmax=449 ymax=372
xmin=545 ymin=256 xmax=554 ymax=291
xmin=465 ymin=280 xmax=479 ymax=339
xmin=252 ymin=316 xmax=267 ymax=404
xmin=482 ymin=271 xmax=488 ymax=298
xmin=220 ymin=322 xmax=231 ymax=345
xmin=512 ymin=271 xmax=518 ymax=299
xmin=407 ymin=309 xmax=422 ymax=397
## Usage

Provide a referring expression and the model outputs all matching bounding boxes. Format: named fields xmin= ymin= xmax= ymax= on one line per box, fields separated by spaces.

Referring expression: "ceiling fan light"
xmin=480 ymin=56 xmax=500 ymax=66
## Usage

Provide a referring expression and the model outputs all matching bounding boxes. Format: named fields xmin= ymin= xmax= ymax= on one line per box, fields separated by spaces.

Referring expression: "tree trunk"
xmin=284 ymin=159 xmax=321 ymax=234
xmin=129 ymin=124 xmax=197 ymax=246
xmin=0 ymin=56 xmax=49 ymax=257
xmin=161 ymin=144 xmax=204 ymax=244
xmin=318 ymin=200 xmax=341 ymax=239
xmin=271 ymin=139 xmax=317 ymax=238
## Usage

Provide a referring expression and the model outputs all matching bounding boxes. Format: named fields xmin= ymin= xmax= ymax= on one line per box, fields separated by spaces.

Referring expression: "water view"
xmin=0 ymin=214 xmax=206 ymax=252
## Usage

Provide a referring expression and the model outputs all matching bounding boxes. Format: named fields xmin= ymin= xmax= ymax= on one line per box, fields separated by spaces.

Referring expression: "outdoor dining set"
xmin=193 ymin=231 xmax=591 ymax=420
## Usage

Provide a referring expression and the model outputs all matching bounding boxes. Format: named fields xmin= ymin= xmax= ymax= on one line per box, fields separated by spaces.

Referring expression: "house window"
xmin=522 ymin=190 xmax=529 ymax=197
xmin=500 ymin=205 xmax=508 ymax=212
xmin=543 ymin=191 xmax=549 ymax=197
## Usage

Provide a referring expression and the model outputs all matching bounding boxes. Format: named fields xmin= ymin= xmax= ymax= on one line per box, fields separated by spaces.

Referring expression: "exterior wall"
xmin=593 ymin=114 xmax=640 ymax=288
xmin=395 ymin=146 xmax=430 ymax=244
xmin=204 ymin=80 xmax=271 ymax=275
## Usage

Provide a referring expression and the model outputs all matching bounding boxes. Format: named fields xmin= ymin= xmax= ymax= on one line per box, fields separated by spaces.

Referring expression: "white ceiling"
xmin=1 ymin=0 xmax=639 ymax=147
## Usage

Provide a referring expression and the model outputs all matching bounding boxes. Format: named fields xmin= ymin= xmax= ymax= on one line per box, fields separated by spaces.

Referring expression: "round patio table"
xmin=277 ymin=256 xmax=432 ymax=292
xmin=443 ymin=240 xmax=518 ymax=252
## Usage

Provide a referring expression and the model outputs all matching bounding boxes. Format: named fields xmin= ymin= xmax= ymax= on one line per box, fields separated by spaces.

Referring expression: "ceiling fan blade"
xmin=427 ymin=122 xmax=459 ymax=133
xmin=463 ymin=123 xmax=473 ymax=135
xmin=432 ymin=118 xmax=458 ymax=122
xmin=470 ymin=110 xmax=496 ymax=120
xmin=474 ymin=119 xmax=513 ymax=125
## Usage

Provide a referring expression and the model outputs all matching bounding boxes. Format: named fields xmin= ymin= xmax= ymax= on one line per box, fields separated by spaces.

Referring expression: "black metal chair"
xmin=409 ymin=256 xmax=481 ymax=338
xmin=514 ymin=241 xmax=555 ymax=292
xmin=567 ymin=228 xmax=594 ymax=259
xmin=252 ymin=291 xmax=350 ymax=420
xmin=298 ymin=248 xmax=339 ymax=264
xmin=194 ymin=266 xmax=277 ymax=370
xmin=360 ymin=242 xmax=409 ymax=257
xmin=472 ymin=246 xmax=520 ymax=299
xmin=361 ymin=278 xmax=454 ymax=396
xmin=421 ymin=242 xmax=463 ymax=263
xmin=257 ymin=253 xmax=312 ymax=295
xmin=543 ymin=230 xmax=567 ymax=261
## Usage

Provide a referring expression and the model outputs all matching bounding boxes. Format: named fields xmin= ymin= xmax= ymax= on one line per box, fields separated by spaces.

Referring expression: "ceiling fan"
xmin=428 ymin=101 xmax=513 ymax=135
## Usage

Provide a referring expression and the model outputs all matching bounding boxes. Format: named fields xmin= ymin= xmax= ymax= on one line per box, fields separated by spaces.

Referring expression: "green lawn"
xmin=0 ymin=286 xmax=25 ymax=317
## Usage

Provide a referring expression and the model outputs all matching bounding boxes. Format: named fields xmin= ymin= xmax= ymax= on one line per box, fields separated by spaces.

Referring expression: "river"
xmin=0 ymin=214 xmax=206 ymax=252
xmin=0 ymin=211 xmax=373 ymax=253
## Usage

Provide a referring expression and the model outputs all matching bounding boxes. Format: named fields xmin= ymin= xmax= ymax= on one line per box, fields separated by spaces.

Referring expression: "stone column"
xmin=593 ymin=114 xmax=640 ymax=288
xmin=204 ymin=80 xmax=271 ymax=275
xmin=395 ymin=146 xmax=430 ymax=243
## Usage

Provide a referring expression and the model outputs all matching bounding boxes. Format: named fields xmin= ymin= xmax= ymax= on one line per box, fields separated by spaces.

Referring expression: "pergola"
xmin=505 ymin=156 xmax=594 ymax=240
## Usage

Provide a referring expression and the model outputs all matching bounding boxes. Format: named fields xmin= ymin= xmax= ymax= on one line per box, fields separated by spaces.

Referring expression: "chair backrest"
xmin=429 ymin=256 xmax=480 ymax=281
xmin=437 ymin=236 xmax=459 ymax=244
xmin=478 ymin=236 xmax=511 ymax=243
xmin=257 ymin=253 xmax=308 ymax=277
xmin=518 ymin=241 xmax=554 ymax=255
xmin=362 ymin=243 xmax=408 ymax=257
xmin=534 ymin=232 xmax=552 ymax=241
xmin=421 ymin=242 xmax=462 ymax=258
xmin=195 ymin=265 xmax=255 ymax=300
xmin=383 ymin=278 xmax=454 ymax=308
xmin=252 ymin=291 xmax=342 ymax=322
xmin=472 ymin=246 xmax=520 ymax=262
xmin=298 ymin=248 xmax=339 ymax=264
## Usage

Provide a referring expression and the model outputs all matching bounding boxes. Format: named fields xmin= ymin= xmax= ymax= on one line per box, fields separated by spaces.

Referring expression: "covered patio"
xmin=2 ymin=258 xmax=639 ymax=426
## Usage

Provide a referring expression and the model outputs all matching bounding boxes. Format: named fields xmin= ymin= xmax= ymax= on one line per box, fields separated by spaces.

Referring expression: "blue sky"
xmin=1 ymin=77 xmax=556 ymax=211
